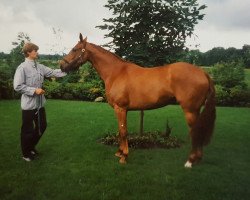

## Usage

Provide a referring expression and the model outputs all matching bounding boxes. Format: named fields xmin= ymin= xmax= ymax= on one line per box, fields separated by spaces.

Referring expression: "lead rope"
xmin=35 ymin=61 xmax=42 ymax=136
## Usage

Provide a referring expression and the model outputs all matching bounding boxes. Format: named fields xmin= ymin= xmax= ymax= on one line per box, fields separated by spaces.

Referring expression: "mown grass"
xmin=0 ymin=100 xmax=250 ymax=200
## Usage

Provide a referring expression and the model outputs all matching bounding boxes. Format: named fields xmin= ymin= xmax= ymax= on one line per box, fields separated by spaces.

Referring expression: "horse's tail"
xmin=192 ymin=73 xmax=216 ymax=147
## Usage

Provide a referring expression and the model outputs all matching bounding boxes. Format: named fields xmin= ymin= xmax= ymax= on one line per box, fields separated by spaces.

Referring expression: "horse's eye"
xmin=72 ymin=48 xmax=76 ymax=52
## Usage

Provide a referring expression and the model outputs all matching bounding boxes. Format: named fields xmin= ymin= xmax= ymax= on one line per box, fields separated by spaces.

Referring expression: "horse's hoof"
xmin=119 ymin=157 xmax=127 ymax=164
xmin=184 ymin=161 xmax=192 ymax=168
xmin=115 ymin=151 xmax=123 ymax=158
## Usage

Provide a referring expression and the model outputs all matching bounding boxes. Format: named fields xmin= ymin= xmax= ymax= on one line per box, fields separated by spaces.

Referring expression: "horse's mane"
xmin=90 ymin=43 xmax=131 ymax=63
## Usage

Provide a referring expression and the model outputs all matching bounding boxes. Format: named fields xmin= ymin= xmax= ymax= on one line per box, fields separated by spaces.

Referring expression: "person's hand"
xmin=35 ymin=88 xmax=45 ymax=95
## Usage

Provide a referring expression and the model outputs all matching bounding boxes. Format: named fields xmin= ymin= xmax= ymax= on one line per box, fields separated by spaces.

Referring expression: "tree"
xmin=0 ymin=65 xmax=13 ymax=99
xmin=202 ymin=47 xmax=227 ymax=66
xmin=97 ymin=0 xmax=206 ymax=134
xmin=97 ymin=0 xmax=206 ymax=66
xmin=7 ymin=32 xmax=31 ymax=75
xmin=242 ymin=45 xmax=250 ymax=68
xmin=225 ymin=47 xmax=242 ymax=63
xmin=179 ymin=49 xmax=203 ymax=65
xmin=1 ymin=33 xmax=30 ymax=99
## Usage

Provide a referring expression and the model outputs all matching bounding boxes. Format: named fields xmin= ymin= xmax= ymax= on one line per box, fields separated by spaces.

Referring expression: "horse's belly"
xmin=107 ymin=74 xmax=173 ymax=110
xmin=128 ymin=92 xmax=175 ymax=110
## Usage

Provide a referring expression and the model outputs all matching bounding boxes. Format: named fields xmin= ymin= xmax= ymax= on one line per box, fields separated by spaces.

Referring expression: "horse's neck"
xmin=86 ymin=43 xmax=125 ymax=82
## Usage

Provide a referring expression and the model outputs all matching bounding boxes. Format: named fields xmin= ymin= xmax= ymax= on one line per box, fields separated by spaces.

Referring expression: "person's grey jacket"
xmin=13 ymin=58 xmax=66 ymax=110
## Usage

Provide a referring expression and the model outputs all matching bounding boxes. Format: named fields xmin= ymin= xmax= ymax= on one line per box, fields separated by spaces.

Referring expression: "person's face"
xmin=28 ymin=49 xmax=38 ymax=60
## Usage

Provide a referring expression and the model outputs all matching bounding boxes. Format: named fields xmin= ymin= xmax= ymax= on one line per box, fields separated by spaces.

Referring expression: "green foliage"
xmin=178 ymin=46 xmax=250 ymax=67
xmin=39 ymin=54 xmax=62 ymax=61
xmin=0 ymin=57 xmax=20 ymax=99
xmin=0 ymin=66 xmax=14 ymax=99
xmin=229 ymin=86 xmax=250 ymax=106
xmin=245 ymin=69 xmax=250 ymax=87
xmin=60 ymin=71 xmax=81 ymax=83
xmin=202 ymin=47 xmax=242 ymax=66
xmin=215 ymin=85 xmax=250 ymax=107
xmin=0 ymin=52 xmax=9 ymax=60
xmin=178 ymin=49 xmax=203 ymax=65
xmin=1 ymin=33 xmax=32 ymax=99
xmin=97 ymin=0 xmax=206 ymax=66
xmin=42 ymin=61 xmax=105 ymax=101
xmin=203 ymin=47 xmax=227 ymax=66
xmin=43 ymin=81 xmax=62 ymax=99
xmin=211 ymin=62 xmax=246 ymax=89
xmin=214 ymin=85 xmax=230 ymax=106
xmin=81 ymin=62 xmax=102 ymax=84
xmin=39 ymin=59 xmax=60 ymax=69
xmin=210 ymin=62 xmax=250 ymax=106
xmin=43 ymin=80 xmax=105 ymax=101
xmin=242 ymin=44 xmax=250 ymax=67
xmin=7 ymin=32 xmax=30 ymax=75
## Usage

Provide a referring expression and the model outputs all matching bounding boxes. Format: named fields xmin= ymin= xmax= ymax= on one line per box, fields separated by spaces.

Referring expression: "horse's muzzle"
xmin=59 ymin=60 xmax=67 ymax=72
xmin=60 ymin=65 xmax=64 ymax=72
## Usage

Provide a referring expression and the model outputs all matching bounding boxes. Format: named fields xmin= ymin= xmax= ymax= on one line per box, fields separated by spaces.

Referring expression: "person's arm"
xmin=42 ymin=64 xmax=67 ymax=78
xmin=13 ymin=66 xmax=45 ymax=96
xmin=13 ymin=66 xmax=36 ymax=96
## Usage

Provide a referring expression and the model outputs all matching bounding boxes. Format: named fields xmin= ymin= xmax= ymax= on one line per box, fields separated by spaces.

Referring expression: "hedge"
xmin=43 ymin=80 xmax=105 ymax=101
xmin=215 ymin=85 xmax=250 ymax=107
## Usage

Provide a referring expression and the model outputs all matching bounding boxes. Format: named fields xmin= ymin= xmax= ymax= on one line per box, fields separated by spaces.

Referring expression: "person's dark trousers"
xmin=21 ymin=107 xmax=47 ymax=157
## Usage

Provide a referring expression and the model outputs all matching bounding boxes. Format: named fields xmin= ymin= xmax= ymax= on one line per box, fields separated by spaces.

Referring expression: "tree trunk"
xmin=139 ymin=110 xmax=144 ymax=135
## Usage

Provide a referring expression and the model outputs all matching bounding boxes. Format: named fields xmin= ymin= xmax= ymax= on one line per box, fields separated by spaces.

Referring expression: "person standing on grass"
xmin=13 ymin=42 xmax=67 ymax=162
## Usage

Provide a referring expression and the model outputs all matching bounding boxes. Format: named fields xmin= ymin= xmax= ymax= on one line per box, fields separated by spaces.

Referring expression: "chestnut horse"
xmin=60 ymin=33 xmax=216 ymax=168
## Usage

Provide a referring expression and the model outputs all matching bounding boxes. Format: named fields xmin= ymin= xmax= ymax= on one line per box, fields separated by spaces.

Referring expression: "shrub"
xmin=210 ymin=61 xmax=250 ymax=106
xmin=43 ymin=81 xmax=105 ymax=101
xmin=76 ymin=82 xmax=104 ymax=101
xmin=229 ymin=86 xmax=250 ymax=107
xmin=211 ymin=62 xmax=246 ymax=89
xmin=215 ymin=85 xmax=250 ymax=107
xmin=43 ymin=80 xmax=63 ymax=99
xmin=0 ymin=66 xmax=15 ymax=99
xmin=215 ymin=85 xmax=231 ymax=106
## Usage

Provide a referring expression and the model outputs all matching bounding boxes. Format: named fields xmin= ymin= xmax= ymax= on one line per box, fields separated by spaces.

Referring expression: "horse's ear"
xmin=79 ymin=33 xmax=87 ymax=46
xmin=79 ymin=33 xmax=83 ymax=42
xmin=82 ymin=37 xmax=87 ymax=48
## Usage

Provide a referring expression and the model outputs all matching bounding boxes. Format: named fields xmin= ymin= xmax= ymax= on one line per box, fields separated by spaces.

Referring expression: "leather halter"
xmin=63 ymin=48 xmax=86 ymax=65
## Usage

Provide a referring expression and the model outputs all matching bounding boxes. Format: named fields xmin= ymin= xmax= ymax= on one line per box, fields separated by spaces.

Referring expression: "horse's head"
xmin=60 ymin=33 xmax=88 ymax=72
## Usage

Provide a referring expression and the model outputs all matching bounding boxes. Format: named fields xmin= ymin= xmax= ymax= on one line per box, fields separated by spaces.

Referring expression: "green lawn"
xmin=0 ymin=100 xmax=250 ymax=200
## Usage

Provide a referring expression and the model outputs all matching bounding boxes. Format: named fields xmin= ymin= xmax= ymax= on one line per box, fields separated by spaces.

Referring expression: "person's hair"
xmin=22 ymin=42 xmax=39 ymax=57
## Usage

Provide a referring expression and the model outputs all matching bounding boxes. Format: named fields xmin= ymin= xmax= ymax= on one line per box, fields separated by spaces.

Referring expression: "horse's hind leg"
xmin=183 ymin=110 xmax=203 ymax=168
xmin=114 ymin=105 xmax=129 ymax=164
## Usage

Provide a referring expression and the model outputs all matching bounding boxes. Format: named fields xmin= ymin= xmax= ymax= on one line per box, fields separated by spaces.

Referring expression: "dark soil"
xmin=98 ymin=131 xmax=183 ymax=149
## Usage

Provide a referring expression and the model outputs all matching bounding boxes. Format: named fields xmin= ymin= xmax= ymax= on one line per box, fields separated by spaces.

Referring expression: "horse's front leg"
xmin=114 ymin=105 xmax=128 ymax=164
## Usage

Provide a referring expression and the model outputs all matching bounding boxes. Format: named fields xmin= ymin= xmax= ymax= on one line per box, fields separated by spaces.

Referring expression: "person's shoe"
xmin=30 ymin=149 xmax=39 ymax=156
xmin=22 ymin=155 xmax=34 ymax=162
